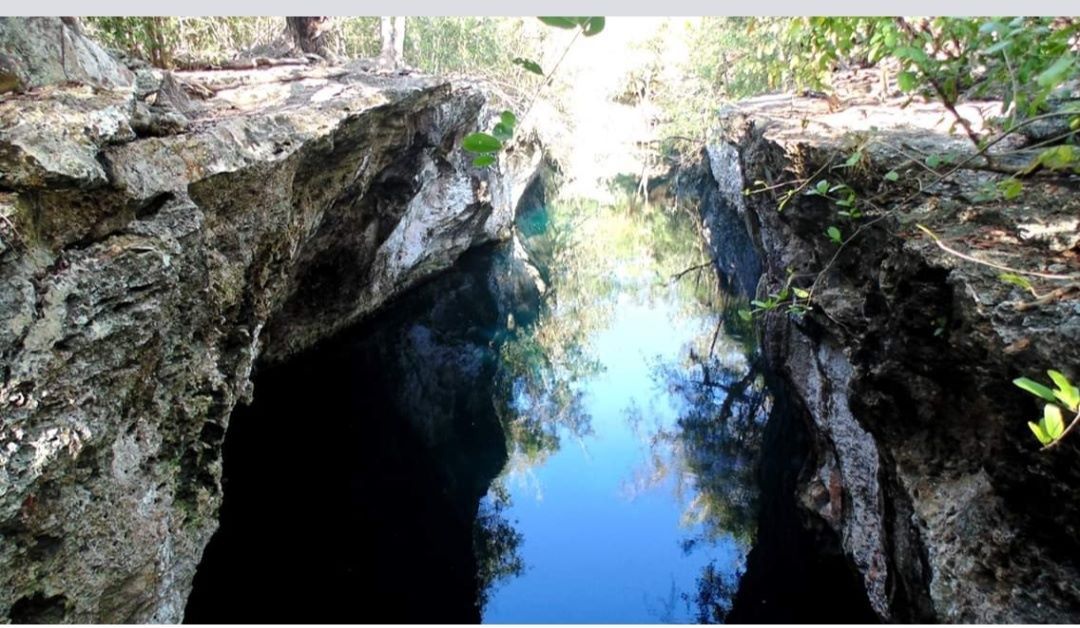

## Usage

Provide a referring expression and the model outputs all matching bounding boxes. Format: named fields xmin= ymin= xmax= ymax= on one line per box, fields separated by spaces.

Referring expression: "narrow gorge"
xmin=1 ymin=16 xmax=1079 ymax=624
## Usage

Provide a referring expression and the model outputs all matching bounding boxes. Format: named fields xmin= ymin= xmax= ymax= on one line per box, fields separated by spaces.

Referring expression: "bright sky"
xmin=525 ymin=18 xmax=696 ymax=199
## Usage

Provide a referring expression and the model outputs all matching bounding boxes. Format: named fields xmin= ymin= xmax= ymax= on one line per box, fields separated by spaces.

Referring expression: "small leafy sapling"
xmin=834 ymin=150 xmax=864 ymax=170
xmin=809 ymin=179 xmax=862 ymax=219
xmin=971 ymin=178 xmax=1024 ymax=202
xmin=924 ymin=152 xmax=959 ymax=169
xmin=1014 ymin=370 xmax=1080 ymax=447
xmin=788 ymin=286 xmax=812 ymax=317
xmin=742 ymin=270 xmax=813 ymax=319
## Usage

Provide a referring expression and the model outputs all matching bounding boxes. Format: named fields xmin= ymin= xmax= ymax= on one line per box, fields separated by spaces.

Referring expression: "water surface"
xmin=482 ymin=197 xmax=765 ymax=622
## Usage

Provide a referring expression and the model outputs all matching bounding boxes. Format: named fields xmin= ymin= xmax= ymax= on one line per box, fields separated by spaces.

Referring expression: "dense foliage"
xmin=85 ymin=17 xmax=285 ymax=67
xmin=653 ymin=17 xmax=1079 ymax=142
xmin=84 ymin=16 xmax=545 ymax=82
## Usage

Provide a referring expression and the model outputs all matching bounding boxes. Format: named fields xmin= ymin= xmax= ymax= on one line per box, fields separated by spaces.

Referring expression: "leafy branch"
xmin=801 ymin=111 xmax=1080 ymax=298
xmin=461 ymin=17 xmax=604 ymax=168
xmin=1015 ymin=371 xmax=1080 ymax=449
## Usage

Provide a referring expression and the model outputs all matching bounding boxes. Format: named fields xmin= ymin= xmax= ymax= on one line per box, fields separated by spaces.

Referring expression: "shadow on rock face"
xmin=726 ymin=376 xmax=880 ymax=624
xmin=184 ymin=243 xmax=538 ymax=623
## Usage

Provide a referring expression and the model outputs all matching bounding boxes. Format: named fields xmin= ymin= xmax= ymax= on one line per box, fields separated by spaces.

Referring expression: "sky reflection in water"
xmin=483 ymin=200 xmax=754 ymax=623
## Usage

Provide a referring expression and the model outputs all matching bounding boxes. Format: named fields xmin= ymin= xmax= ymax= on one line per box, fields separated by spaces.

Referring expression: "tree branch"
xmin=916 ymin=224 xmax=1080 ymax=281
xmin=671 ymin=259 xmax=716 ymax=283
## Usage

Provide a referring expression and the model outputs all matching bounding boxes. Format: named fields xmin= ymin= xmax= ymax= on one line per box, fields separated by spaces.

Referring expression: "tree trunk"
xmin=145 ymin=17 xmax=172 ymax=69
xmin=286 ymin=16 xmax=331 ymax=57
xmin=59 ymin=17 xmax=84 ymax=36
xmin=378 ymin=17 xmax=406 ymax=69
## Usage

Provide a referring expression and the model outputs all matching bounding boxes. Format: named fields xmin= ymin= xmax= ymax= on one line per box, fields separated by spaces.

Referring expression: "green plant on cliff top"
xmin=741 ymin=269 xmax=811 ymax=320
xmin=1014 ymin=370 xmax=1080 ymax=448
xmin=460 ymin=17 xmax=604 ymax=168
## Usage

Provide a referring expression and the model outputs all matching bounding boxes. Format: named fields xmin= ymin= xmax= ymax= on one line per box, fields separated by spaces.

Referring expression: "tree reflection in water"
xmin=498 ymin=193 xmax=726 ymax=471
xmin=648 ymin=350 xmax=768 ymax=547
xmin=622 ymin=297 xmax=769 ymax=622
xmin=624 ymin=198 xmax=769 ymax=622
xmin=686 ymin=559 xmax=743 ymax=623
xmin=474 ymin=480 xmax=526 ymax=610
xmin=479 ymin=185 xmax=766 ymax=620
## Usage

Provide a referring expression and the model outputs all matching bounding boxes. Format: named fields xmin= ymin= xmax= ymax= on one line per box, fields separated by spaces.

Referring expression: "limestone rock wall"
xmin=701 ymin=91 xmax=1080 ymax=622
xmin=0 ymin=19 xmax=538 ymax=622
xmin=0 ymin=18 xmax=133 ymax=94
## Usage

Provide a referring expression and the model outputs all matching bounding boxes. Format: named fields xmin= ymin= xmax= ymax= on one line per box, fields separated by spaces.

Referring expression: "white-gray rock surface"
xmin=0 ymin=19 xmax=538 ymax=622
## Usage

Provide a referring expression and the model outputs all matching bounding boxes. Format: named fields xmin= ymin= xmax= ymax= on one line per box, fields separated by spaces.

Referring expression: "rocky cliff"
xmin=184 ymin=241 xmax=541 ymax=623
xmin=699 ymin=84 xmax=1080 ymax=622
xmin=0 ymin=18 xmax=539 ymax=623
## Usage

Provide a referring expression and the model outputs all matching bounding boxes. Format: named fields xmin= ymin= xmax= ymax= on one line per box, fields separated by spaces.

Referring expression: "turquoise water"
xmin=482 ymin=201 xmax=758 ymax=623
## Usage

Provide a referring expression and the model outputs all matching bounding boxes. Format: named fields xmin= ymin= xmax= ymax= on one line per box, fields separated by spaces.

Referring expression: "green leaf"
xmin=738 ymin=309 xmax=753 ymax=322
xmin=1036 ymin=55 xmax=1075 ymax=89
xmin=792 ymin=287 xmax=810 ymax=299
xmin=885 ymin=170 xmax=900 ymax=182
xmin=1048 ymin=370 xmax=1080 ymax=411
xmin=1037 ymin=145 xmax=1077 ymax=171
xmin=500 ymin=110 xmax=517 ymax=128
xmin=844 ymin=151 xmax=862 ymax=167
xmin=539 ymin=16 xmax=605 ymax=36
xmin=1043 ymin=404 xmax=1065 ymax=441
xmin=827 ymin=226 xmax=842 ymax=243
xmin=492 ymin=122 xmax=513 ymax=142
xmin=511 ymin=58 xmax=544 ymax=76
xmin=926 ymin=154 xmax=942 ymax=168
xmin=538 ymin=17 xmax=579 ymax=29
xmin=581 ymin=17 xmax=605 ymax=37
xmin=894 ymin=46 xmax=926 ymax=64
xmin=983 ymin=39 xmax=1012 ymax=55
xmin=1054 ymin=389 xmax=1080 ymax=413
xmin=1047 ymin=370 xmax=1072 ymax=393
xmin=1029 ymin=420 xmax=1052 ymax=445
xmin=814 ymin=180 xmax=830 ymax=195
xmin=997 ymin=178 xmax=1023 ymax=199
xmin=462 ymin=132 xmax=502 ymax=154
xmin=998 ymin=273 xmax=1032 ymax=291
xmin=472 ymin=154 xmax=496 ymax=168
xmin=1014 ymin=377 xmax=1059 ymax=403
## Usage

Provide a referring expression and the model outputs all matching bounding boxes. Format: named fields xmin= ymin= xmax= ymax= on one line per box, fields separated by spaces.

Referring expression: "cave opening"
xmin=183 ymin=175 xmax=878 ymax=624
xmin=183 ymin=244 xmax=519 ymax=623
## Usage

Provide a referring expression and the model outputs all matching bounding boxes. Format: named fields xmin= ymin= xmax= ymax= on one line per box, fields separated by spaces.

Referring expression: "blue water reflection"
xmin=482 ymin=198 xmax=757 ymax=623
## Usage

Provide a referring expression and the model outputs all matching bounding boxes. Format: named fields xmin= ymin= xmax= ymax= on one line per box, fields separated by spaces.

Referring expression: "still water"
xmin=481 ymin=197 xmax=766 ymax=622
xmin=183 ymin=190 xmax=771 ymax=624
